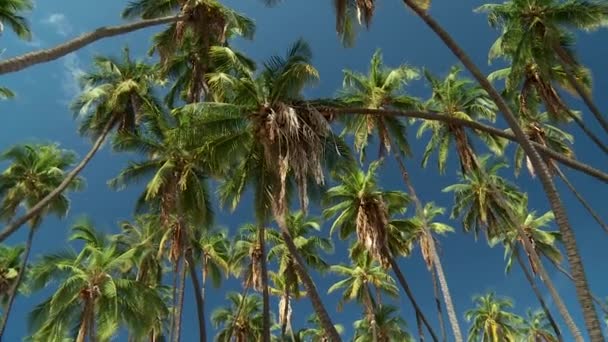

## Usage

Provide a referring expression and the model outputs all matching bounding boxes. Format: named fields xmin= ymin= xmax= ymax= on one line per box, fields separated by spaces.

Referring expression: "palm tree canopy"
xmin=0 ymin=0 xmax=33 ymax=40
xmin=519 ymin=309 xmax=559 ymax=342
xmin=353 ymin=304 xmax=413 ymax=342
xmin=0 ymin=144 xmax=84 ymax=228
xmin=464 ymin=292 xmax=523 ymax=342
xmin=211 ymin=292 xmax=264 ymax=341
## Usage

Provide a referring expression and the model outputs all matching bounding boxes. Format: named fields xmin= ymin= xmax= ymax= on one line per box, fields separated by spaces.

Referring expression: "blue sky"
xmin=1 ymin=0 xmax=607 ymax=340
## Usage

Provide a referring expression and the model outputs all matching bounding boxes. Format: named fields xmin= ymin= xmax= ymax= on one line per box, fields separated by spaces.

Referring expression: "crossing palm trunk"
xmin=0 ymin=15 xmax=186 ymax=75
xmin=0 ymin=227 xmax=35 ymax=339
xmin=0 ymin=117 xmax=115 ymax=243
xmin=401 ymin=2 xmax=605 ymax=339
xmin=259 ymin=226 xmax=271 ymax=342
xmin=186 ymin=251 xmax=206 ymax=342
xmin=173 ymin=256 xmax=187 ymax=342
xmin=514 ymin=248 xmax=563 ymax=341
xmin=429 ymin=262 xmax=447 ymax=342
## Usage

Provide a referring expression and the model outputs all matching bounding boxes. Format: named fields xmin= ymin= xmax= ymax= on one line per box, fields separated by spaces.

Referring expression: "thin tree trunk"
xmin=169 ymin=261 xmax=179 ymax=342
xmin=227 ymin=276 xmax=253 ymax=341
xmin=429 ymin=262 xmax=447 ymax=342
xmin=0 ymin=15 xmax=186 ymax=75
xmin=259 ymin=226 xmax=271 ymax=342
xmin=363 ymin=284 xmax=378 ymax=342
xmin=173 ymin=256 xmax=187 ymax=342
xmin=564 ymin=109 xmax=608 ymax=155
xmin=185 ymin=251 xmax=206 ymax=342
xmin=0 ymin=227 xmax=35 ymax=339
xmin=555 ymin=167 xmax=608 ymax=234
xmin=548 ymin=260 xmax=608 ymax=316
xmin=514 ymin=248 xmax=563 ymax=341
xmin=324 ymin=107 xmax=608 ymax=184
xmin=76 ymin=302 xmax=92 ymax=342
xmin=401 ymin=2 xmax=604 ymax=339
xmin=274 ymin=210 xmax=342 ymax=342
xmin=0 ymin=117 xmax=115 ymax=243
xmin=281 ymin=291 xmax=290 ymax=339
xmin=416 ymin=314 xmax=425 ymax=342
xmin=387 ymin=255 xmax=439 ymax=342
xmin=393 ymin=151 xmax=461 ymax=342
xmin=553 ymin=44 xmax=608 ymax=135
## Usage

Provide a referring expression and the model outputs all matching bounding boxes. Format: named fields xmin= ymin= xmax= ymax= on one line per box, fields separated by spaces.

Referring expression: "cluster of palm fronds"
xmin=1 ymin=0 xmax=608 ymax=341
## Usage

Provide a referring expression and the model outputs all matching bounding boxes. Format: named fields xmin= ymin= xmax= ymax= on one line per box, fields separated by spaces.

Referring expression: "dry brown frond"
xmin=249 ymin=244 xmax=263 ymax=292
xmin=356 ymin=197 xmax=390 ymax=268
xmin=278 ymin=295 xmax=292 ymax=326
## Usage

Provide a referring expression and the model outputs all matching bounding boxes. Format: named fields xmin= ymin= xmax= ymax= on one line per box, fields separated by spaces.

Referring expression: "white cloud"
xmin=42 ymin=13 xmax=72 ymax=37
xmin=61 ymin=53 xmax=85 ymax=102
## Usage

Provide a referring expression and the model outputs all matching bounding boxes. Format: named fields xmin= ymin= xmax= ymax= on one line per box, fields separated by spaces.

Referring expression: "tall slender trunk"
xmin=363 ymin=284 xmax=378 ymax=342
xmin=416 ymin=314 xmax=425 ymax=342
xmin=0 ymin=227 xmax=35 ymax=339
xmin=169 ymin=261 xmax=179 ymax=342
xmin=227 ymin=277 xmax=253 ymax=341
xmin=274 ymin=210 xmax=342 ymax=342
xmin=555 ymin=167 xmax=608 ymax=234
xmin=514 ymin=248 xmax=563 ymax=341
xmin=0 ymin=118 xmax=115 ymax=243
xmin=280 ymin=290 xmax=290 ymax=339
xmin=173 ymin=256 xmax=187 ymax=342
xmin=564 ymin=109 xmax=608 ymax=155
xmin=76 ymin=301 xmax=92 ymax=342
xmin=393 ymin=151 xmax=461 ymax=342
xmin=387 ymin=255 xmax=439 ymax=342
xmin=429 ymin=262 xmax=447 ymax=342
xmin=553 ymin=44 xmax=608 ymax=136
xmin=185 ymin=251 xmax=206 ymax=342
xmin=548 ymin=260 xmax=608 ymax=316
xmin=259 ymin=226 xmax=271 ymax=342
xmin=0 ymin=15 xmax=186 ymax=75
xmin=401 ymin=2 xmax=604 ymax=339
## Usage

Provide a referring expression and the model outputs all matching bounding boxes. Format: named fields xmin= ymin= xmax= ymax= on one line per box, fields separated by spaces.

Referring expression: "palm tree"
xmin=465 ymin=293 xmax=522 ymax=342
xmin=353 ymin=305 xmax=413 ymax=342
xmin=419 ymin=66 xmax=504 ymax=174
xmin=394 ymin=4 xmax=600 ymax=336
xmin=296 ymin=314 xmax=345 ymax=342
xmin=397 ymin=202 xmax=461 ymax=341
xmin=212 ymin=292 xmax=264 ymax=342
xmin=519 ymin=310 xmax=559 ymax=342
xmin=0 ymin=49 xmax=160 ymax=244
xmin=190 ymin=39 xmax=345 ymax=340
xmin=477 ymin=0 xmax=608 ymax=135
xmin=123 ymin=0 xmax=255 ymax=103
xmin=268 ymin=271 xmax=306 ymax=340
xmin=0 ymin=245 xmax=24 ymax=303
xmin=338 ymin=49 xmax=419 ymax=162
xmin=0 ymin=0 xmax=32 ymax=40
xmin=323 ymin=160 xmax=438 ymax=340
xmin=109 ymin=110 xmax=214 ymax=342
xmin=27 ymin=219 xmax=167 ymax=341
xmin=266 ymin=211 xmax=333 ymax=338
xmin=490 ymin=198 xmax=563 ymax=341
xmin=0 ymin=143 xmax=83 ymax=337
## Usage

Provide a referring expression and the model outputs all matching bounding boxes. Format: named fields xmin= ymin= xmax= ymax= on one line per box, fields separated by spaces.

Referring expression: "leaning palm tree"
xmin=477 ymin=0 xmax=608 ymax=135
xmin=338 ymin=49 xmax=419 ymax=162
xmin=212 ymin=292 xmax=264 ymax=342
xmin=0 ymin=49 xmax=160 ymax=244
xmin=418 ymin=66 xmax=505 ymax=174
xmin=519 ymin=310 xmax=559 ymax=342
xmin=0 ymin=0 xmax=32 ymax=40
xmin=465 ymin=293 xmax=522 ymax=342
xmin=27 ymin=219 xmax=167 ymax=341
xmin=189 ymin=39 xmax=346 ymax=340
xmin=353 ymin=305 xmax=413 ymax=342
xmin=0 ymin=143 xmax=83 ymax=337
xmin=109 ymin=110 xmax=214 ymax=342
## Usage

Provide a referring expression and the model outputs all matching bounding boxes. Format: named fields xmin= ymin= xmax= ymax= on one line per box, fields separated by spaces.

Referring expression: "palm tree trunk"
xmin=401 ymin=2 xmax=605 ymax=339
xmin=0 ymin=117 xmax=115 ymax=243
xmin=185 ymin=251 xmax=206 ymax=342
xmin=326 ymin=107 xmax=608 ymax=183
xmin=363 ymin=284 xmax=378 ymax=342
xmin=555 ymin=167 xmax=608 ymax=234
xmin=173 ymin=256 xmax=187 ymax=342
xmin=76 ymin=301 xmax=92 ymax=342
xmin=274 ymin=210 xmax=342 ymax=342
xmin=392 ymin=151 xmax=461 ymax=342
xmin=552 ymin=44 xmax=608 ymax=136
xmin=280 ymin=291 xmax=290 ymax=339
xmin=416 ymin=314 xmax=425 ymax=342
xmin=0 ymin=15 xmax=186 ymax=75
xmin=169 ymin=261 xmax=179 ymax=342
xmin=259 ymin=226 xmax=271 ymax=342
xmin=227 ymin=278 xmax=253 ymax=341
xmin=548 ymin=260 xmax=608 ymax=316
xmin=564 ymin=109 xmax=608 ymax=155
xmin=0 ymin=227 xmax=35 ymax=339
xmin=429 ymin=262 xmax=447 ymax=342
xmin=387 ymin=255 xmax=439 ymax=342
xmin=514 ymin=247 xmax=563 ymax=342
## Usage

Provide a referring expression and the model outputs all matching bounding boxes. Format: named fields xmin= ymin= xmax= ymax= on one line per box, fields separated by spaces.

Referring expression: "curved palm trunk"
xmin=401 ymin=2 xmax=605 ymax=339
xmin=0 ymin=118 xmax=115 ymax=243
xmin=185 ymin=251 xmax=206 ymax=342
xmin=259 ymin=226 xmax=271 ymax=342
xmin=514 ymin=248 xmax=563 ymax=341
xmin=429 ymin=262 xmax=447 ymax=342
xmin=173 ymin=256 xmax=187 ymax=342
xmin=274 ymin=210 xmax=342 ymax=342
xmin=387 ymin=255 xmax=439 ymax=342
xmin=555 ymin=167 xmax=608 ymax=234
xmin=393 ymin=151 xmax=461 ymax=342
xmin=0 ymin=15 xmax=186 ymax=75
xmin=326 ymin=107 xmax=608 ymax=183
xmin=0 ymin=227 xmax=35 ymax=338
xmin=553 ymin=44 xmax=608 ymax=136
